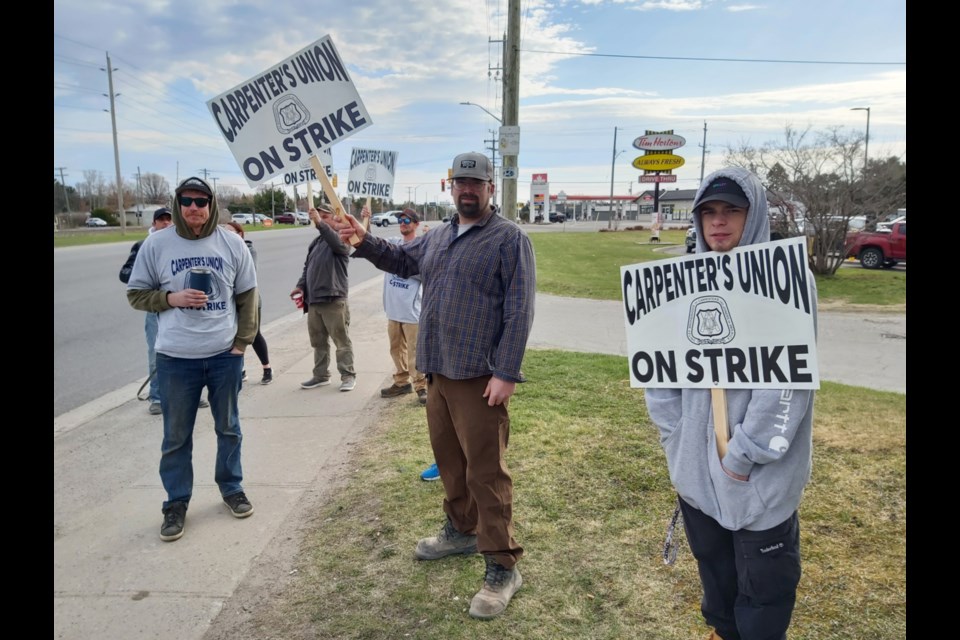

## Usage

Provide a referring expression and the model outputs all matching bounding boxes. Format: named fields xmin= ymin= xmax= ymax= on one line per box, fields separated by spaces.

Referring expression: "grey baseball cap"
xmin=451 ymin=152 xmax=493 ymax=181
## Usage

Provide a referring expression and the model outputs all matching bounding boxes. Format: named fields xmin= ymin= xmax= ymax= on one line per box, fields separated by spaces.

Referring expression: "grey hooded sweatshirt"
xmin=645 ymin=167 xmax=817 ymax=531
xmin=126 ymin=176 xmax=259 ymax=358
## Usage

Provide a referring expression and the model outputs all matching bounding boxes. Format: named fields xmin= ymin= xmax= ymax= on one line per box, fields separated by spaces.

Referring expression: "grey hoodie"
xmin=126 ymin=176 xmax=259 ymax=356
xmin=645 ymin=167 xmax=817 ymax=531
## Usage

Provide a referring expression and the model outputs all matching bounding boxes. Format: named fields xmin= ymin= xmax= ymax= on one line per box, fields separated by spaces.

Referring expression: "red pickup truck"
xmin=844 ymin=220 xmax=907 ymax=269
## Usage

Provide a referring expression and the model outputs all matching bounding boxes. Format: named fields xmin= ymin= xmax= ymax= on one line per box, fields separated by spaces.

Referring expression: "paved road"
xmin=53 ymin=226 xmax=393 ymax=417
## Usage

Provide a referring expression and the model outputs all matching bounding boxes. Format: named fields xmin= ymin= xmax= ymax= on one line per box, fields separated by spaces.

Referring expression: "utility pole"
xmin=699 ymin=121 xmax=708 ymax=186
xmin=501 ymin=0 xmax=520 ymax=221
xmin=485 ymin=129 xmax=499 ymax=210
xmin=103 ymin=52 xmax=126 ymax=235
xmin=55 ymin=167 xmax=71 ymax=213
xmin=135 ymin=167 xmax=143 ymax=226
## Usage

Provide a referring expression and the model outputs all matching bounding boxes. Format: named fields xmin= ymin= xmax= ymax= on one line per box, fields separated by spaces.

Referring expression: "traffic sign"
xmin=639 ymin=175 xmax=678 ymax=183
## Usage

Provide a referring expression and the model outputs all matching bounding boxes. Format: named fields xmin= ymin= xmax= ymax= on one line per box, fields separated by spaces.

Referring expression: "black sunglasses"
xmin=399 ymin=217 xmax=414 ymax=224
xmin=178 ymin=196 xmax=210 ymax=208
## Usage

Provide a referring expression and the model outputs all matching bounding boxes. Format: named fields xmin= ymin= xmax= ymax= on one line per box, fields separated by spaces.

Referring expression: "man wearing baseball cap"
xmin=127 ymin=176 xmax=259 ymax=542
xmin=291 ymin=203 xmax=356 ymax=392
xmin=646 ymin=167 xmax=818 ymax=640
xmin=327 ymin=151 xmax=536 ymax=620
xmin=119 ymin=207 xmax=181 ymax=414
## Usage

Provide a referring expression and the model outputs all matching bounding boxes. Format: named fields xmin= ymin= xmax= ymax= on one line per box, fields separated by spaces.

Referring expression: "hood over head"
xmin=172 ymin=176 xmax=221 ymax=239
xmin=692 ymin=167 xmax=769 ymax=253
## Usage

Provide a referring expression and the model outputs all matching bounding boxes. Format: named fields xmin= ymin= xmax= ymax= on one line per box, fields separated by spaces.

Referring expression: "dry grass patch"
xmin=229 ymin=354 xmax=905 ymax=640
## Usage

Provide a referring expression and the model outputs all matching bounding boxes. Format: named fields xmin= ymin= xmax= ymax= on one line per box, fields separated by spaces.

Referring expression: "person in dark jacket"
xmin=120 ymin=208 xmax=173 ymax=414
xmin=290 ymin=204 xmax=356 ymax=392
xmin=223 ymin=221 xmax=273 ymax=385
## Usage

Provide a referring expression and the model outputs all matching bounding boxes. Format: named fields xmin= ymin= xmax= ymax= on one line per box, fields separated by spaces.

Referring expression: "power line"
xmin=519 ymin=49 xmax=905 ymax=66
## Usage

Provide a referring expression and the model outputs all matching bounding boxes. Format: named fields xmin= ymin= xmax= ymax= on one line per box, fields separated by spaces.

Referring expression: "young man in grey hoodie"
xmin=127 ymin=176 xmax=259 ymax=542
xmin=645 ymin=167 xmax=817 ymax=640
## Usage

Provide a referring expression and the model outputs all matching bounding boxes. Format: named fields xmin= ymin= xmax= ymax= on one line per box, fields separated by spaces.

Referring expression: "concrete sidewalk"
xmin=53 ymin=279 xmax=906 ymax=640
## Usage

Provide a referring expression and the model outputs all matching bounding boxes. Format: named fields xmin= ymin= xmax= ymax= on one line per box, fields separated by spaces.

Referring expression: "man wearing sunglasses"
xmin=127 ymin=176 xmax=259 ymax=542
xmin=328 ymin=152 xmax=536 ymax=620
xmin=374 ymin=208 xmax=428 ymax=405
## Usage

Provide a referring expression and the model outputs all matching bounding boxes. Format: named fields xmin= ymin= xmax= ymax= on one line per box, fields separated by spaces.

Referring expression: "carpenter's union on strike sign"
xmin=207 ymin=35 xmax=373 ymax=188
xmin=347 ymin=148 xmax=398 ymax=199
xmin=620 ymin=237 xmax=820 ymax=390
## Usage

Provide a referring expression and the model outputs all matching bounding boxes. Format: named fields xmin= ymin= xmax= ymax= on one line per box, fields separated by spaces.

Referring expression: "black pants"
xmin=679 ymin=498 xmax=801 ymax=640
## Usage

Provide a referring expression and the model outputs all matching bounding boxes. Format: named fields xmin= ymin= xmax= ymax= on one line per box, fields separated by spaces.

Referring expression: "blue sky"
xmin=53 ymin=0 xmax=906 ymax=208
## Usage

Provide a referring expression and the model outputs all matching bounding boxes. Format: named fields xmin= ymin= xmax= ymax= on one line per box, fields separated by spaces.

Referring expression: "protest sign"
xmin=207 ymin=35 xmax=372 ymax=188
xmin=620 ymin=237 xmax=819 ymax=390
xmin=282 ymin=148 xmax=333 ymax=186
xmin=347 ymin=148 xmax=398 ymax=199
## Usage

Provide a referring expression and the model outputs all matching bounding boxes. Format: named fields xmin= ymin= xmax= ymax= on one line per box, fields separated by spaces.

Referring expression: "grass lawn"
xmin=529 ymin=230 xmax=906 ymax=307
xmin=55 ymin=226 xmax=905 ymax=309
xmin=52 ymin=223 xmax=293 ymax=247
xmin=229 ymin=351 xmax=906 ymax=639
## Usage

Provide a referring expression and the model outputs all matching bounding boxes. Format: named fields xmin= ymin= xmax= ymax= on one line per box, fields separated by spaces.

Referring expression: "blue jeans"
xmin=156 ymin=349 xmax=245 ymax=509
xmin=145 ymin=312 xmax=160 ymax=403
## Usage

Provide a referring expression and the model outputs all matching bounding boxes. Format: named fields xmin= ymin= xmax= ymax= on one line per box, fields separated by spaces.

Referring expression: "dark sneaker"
xmin=417 ymin=389 xmax=427 ymax=405
xmin=415 ymin=518 xmax=478 ymax=560
xmin=301 ymin=377 xmax=331 ymax=389
xmin=261 ymin=369 xmax=273 ymax=385
xmin=223 ymin=492 xmax=254 ymax=518
xmin=381 ymin=383 xmax=413 ymax=398
xmin=149 ymin=401 xmax=162 ymax=415
xmin=339 ymin=376 xmax=357 ymax=392
xmin=199 ymin=398 xmax=210 ymax=408
xmin=469 ymin=556 xmax=523 ymax=619
xmin=420 ymin=463 xmax=440 ymax=481
xmin=160 ymin=502 xmax=187 ymax=542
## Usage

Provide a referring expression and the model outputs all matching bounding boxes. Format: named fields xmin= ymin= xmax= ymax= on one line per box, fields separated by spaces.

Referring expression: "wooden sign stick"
xmin=309 ymin=155 xmax=360 ymax=246
xmin=711 ymin=388 xmax=730 ymax=458
xmin=364 ymin=196 xmax=372 ymax=231
xmin=306 ymin=178 xmax=313 ymax=212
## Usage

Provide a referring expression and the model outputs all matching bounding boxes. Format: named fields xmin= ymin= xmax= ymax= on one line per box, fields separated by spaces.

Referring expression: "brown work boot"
xmin=414 ymin=518 xmax=478 ymax=560
xmin=381 ymin=382 xmax=413 ymax=398
xmin=469 ymin=555 xmax=523 ymax=619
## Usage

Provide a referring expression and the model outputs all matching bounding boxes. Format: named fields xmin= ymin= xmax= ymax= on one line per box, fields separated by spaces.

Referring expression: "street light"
xmin=608 ymin=126 xmax=625 ymax=228
xmin=459 ymin=101 xmax=502 ymax=123
xmin=459 ymin=102 xmax=503 ymax=211
xmin=409 ymin=183 xmax=429 ymax=217
xmin=851 ymin=107 xmax=870 ymax=171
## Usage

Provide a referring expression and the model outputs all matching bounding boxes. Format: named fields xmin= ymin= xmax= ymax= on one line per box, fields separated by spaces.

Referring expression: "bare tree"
xmin=77 ymin=170 xmax=109 ymax=211
xmin=725 ymin=125 xmax=905 ymax=275
xmin=140 ymin=173 xmax=171 ymax=204
xmin=217 ymin=185 xmax=243 ymax=210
